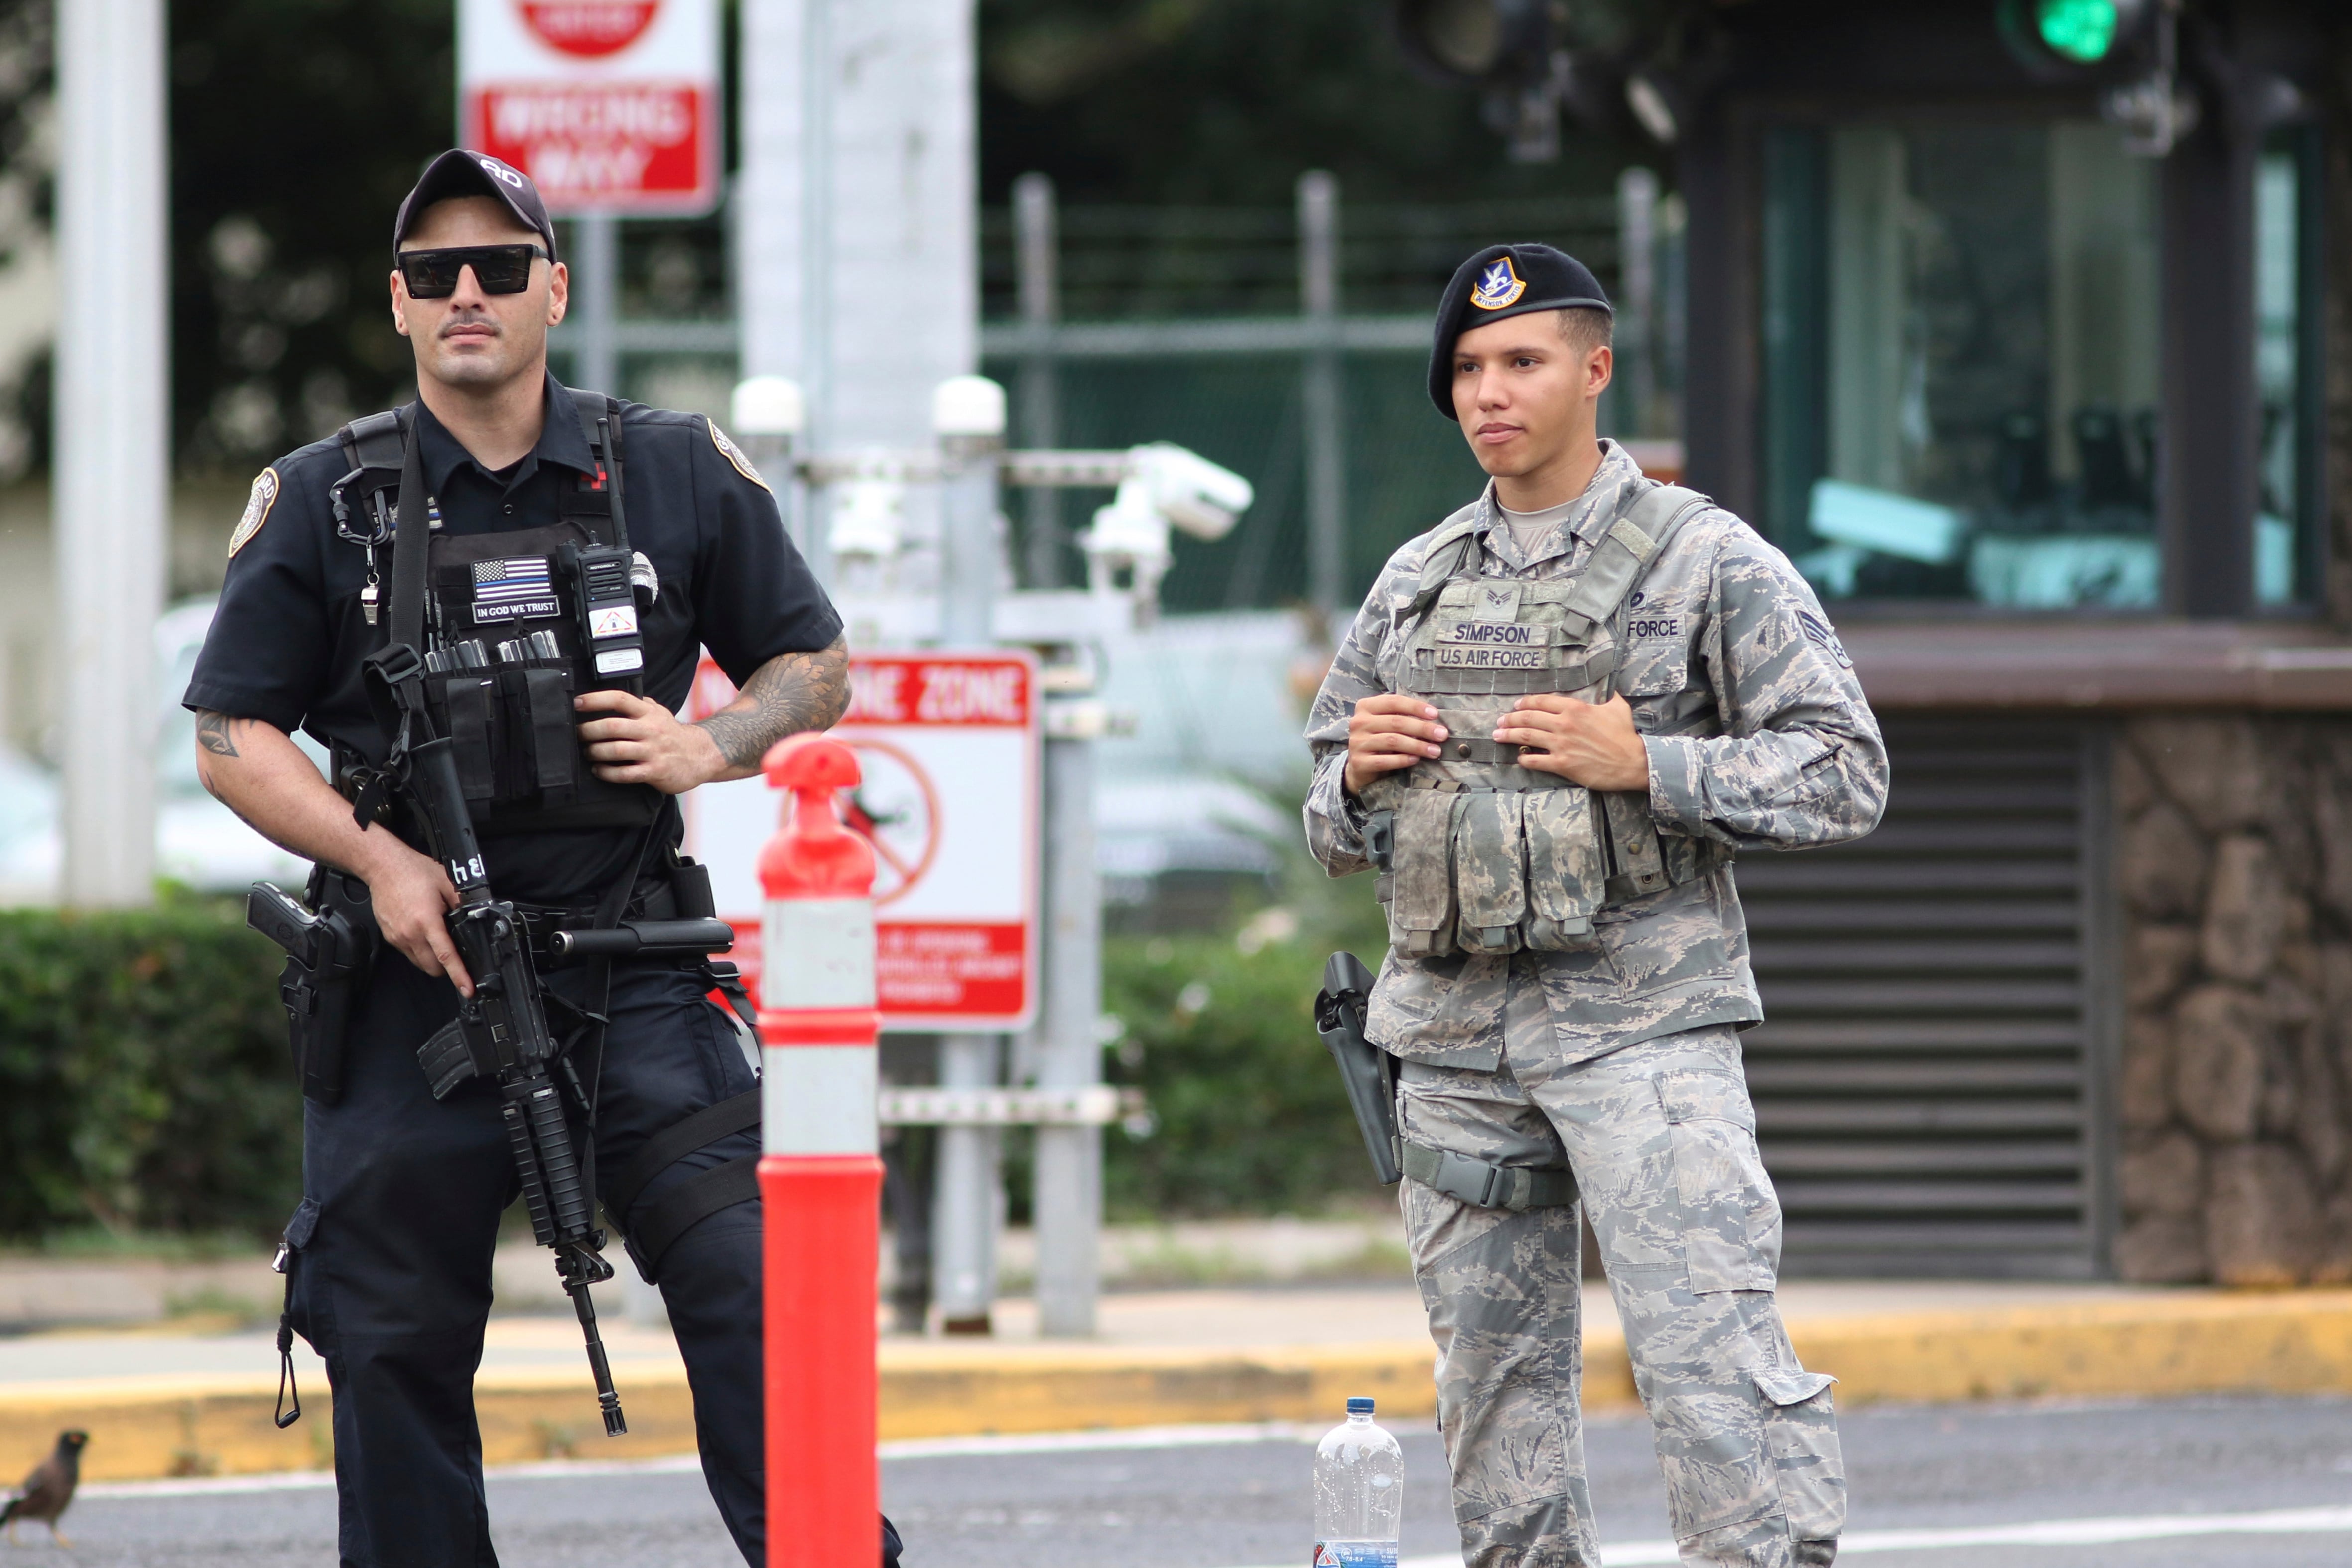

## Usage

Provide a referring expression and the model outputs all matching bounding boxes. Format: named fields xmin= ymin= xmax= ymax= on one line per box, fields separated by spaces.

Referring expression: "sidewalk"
xmin=6 ymin=1275 xmax=2351 ymax=1484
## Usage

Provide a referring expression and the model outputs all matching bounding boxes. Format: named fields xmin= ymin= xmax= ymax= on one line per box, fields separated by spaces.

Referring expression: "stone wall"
xmin=2114 ymin=714 xmax=2352 ymax=1284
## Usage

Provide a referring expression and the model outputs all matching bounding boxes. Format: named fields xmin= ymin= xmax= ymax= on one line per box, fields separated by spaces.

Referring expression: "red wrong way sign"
xmin=684 ymin=652 xmax=1041 ymax=1030
xmin=459 ymin=0 xmax=719 ymax=216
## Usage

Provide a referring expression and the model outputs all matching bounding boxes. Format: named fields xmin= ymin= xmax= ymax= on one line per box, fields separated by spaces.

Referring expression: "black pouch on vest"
xmin=424 ymin=523 xmax=659 ymax=833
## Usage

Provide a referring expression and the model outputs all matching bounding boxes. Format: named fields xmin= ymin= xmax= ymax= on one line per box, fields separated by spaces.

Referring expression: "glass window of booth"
xmin=1763 ymin=120 xmax=2168 ymax=610
xmin=2256 ymin=126 xmax=2322 ymax=609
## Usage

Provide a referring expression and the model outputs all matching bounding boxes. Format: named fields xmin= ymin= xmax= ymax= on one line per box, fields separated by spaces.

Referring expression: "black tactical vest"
xmin=332 ymin=390 xmax=660 ymax=835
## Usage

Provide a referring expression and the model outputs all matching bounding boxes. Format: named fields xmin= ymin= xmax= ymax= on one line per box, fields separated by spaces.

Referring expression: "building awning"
xmin=1845 ymin=622 xmax=2352 ymax=711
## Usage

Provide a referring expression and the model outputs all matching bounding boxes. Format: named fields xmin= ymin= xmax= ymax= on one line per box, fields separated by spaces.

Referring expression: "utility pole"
xmin=55 ymin=0 xmax=167 ymax=908
xmin=1299 ymin=171 xmax=1347 ymax=621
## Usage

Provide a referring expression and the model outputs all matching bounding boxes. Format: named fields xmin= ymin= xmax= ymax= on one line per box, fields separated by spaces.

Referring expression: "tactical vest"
xmin=332 ymin=390 xmax=660 ymax=835
xmin=1362 ymin=482 xmax=1715 ymax=960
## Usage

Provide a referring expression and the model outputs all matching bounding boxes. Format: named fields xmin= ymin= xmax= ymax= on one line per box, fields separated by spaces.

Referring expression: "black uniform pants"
xmin=282 ymin=954 xmax=775 ymax=1567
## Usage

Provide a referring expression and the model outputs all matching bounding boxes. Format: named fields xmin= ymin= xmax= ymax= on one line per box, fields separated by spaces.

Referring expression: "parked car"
xmin=0 ymin=597 xmax=320 ymax=903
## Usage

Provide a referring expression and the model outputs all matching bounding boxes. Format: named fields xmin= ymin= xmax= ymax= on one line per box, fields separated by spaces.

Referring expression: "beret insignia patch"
xmin=229 ymin=467 xmax=280 ymax=557
xmin=1469 ymin=255 xmax=1527 ymax=311
xmin=707 ymin=419 xmax=771 ymax=492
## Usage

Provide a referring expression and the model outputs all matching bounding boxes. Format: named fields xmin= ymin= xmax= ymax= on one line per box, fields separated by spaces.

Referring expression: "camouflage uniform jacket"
xmin=1302 ymin=440 xmax=1889 ymax=1069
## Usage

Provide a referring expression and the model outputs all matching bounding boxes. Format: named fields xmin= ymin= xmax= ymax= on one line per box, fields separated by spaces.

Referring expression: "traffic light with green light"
xmin=1999 ymin=0 xmax=2153 ymax=75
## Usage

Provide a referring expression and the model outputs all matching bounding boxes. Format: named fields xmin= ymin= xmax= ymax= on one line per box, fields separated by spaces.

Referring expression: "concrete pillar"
xmin=737 ymin=0 xmax=976 ymax=453
xmin=55 ymin=0 xmax=167 ymax=908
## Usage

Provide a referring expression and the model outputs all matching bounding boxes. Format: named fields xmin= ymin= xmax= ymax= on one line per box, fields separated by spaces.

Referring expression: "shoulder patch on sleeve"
xmin=706 ymin=419 xmax=772 ymax=492
xmin=1794 ymin=608 xmax=1852 ymax=668
xmin=228 ymin=467 xmax=280 ymax=557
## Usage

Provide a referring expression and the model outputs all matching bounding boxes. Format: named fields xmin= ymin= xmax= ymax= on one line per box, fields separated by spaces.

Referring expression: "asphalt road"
xmin=42 ymin=1395 xmax=2352 ymax=1568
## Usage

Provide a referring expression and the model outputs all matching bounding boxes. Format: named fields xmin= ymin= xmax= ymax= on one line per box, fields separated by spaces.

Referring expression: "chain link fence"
xmin=551 ymin=174 xmax=1687 ymax=614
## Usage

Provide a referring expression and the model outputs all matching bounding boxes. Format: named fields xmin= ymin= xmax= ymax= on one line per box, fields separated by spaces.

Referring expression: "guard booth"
xmin=1655 ymin=0 xmax=2352 ymax=1283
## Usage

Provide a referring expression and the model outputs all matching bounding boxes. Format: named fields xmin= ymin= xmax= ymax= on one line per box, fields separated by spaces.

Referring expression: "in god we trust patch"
xmin=707 ymin=419 xmax=772 ymax=492
xmin=228 ymin=467 xmax=279 ymax=557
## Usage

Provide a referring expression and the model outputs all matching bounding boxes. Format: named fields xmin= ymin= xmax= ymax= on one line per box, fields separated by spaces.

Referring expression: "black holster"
xmin=1315 ymin=951 xmax=1401 ymax=1186
xmin=248 ymin=867 xmax=381 ymax=1106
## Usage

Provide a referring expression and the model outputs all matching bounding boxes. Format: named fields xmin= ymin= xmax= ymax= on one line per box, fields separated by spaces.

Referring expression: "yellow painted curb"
xmin=1789 ymin=1289 xmax=2352 ymax=1406
xmin=6 ymin=1290 xmax=2348 ymax=1485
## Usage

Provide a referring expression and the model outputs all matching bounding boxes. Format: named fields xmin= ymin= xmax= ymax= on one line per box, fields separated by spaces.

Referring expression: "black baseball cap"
xmin=1428 ymin=243 xmax=1612 ymax=418
xmin=393 ymin=149 xmax=559 ymax=263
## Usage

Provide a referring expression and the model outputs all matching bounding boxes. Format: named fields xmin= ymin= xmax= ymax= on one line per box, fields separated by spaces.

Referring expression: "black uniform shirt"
xmin=185 ymin=371 xmax=842 ymax=905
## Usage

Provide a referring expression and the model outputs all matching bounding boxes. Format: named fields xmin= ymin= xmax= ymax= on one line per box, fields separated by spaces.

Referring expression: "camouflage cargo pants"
xmin=1398 ymin=1013 xmax=1844 ymax=1567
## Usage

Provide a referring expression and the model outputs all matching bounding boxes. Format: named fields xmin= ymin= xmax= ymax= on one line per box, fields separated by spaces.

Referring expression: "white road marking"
xmin=77 ymin=1423 xmax=1317 ymax=1500
xmin=1345 ymin=1505 xmax=2352 ymax=1568
xmin=879 ymin=1421 xmax=1319 ymax=1459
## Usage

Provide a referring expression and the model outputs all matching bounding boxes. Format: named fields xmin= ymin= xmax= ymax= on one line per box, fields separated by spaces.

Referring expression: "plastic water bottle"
xmin=1313 ymin=1396 xmax=1403 ymax=1568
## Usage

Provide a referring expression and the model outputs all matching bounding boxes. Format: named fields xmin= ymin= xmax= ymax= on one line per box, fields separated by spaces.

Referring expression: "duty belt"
xmin=1401 ymin=1139 xmax=1577 ymax=1211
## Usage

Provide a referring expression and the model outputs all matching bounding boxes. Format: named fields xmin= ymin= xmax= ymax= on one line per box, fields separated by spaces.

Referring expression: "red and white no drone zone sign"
xmin=684 ymin=653 xmax=1041 ymax=1031
xmin=459 ymin=0 xmax=719 ymax=216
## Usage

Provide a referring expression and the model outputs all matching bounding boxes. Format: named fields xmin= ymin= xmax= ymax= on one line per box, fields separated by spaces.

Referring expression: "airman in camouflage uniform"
xmin=1302 ymin=244 xmax=1887 ymax=1567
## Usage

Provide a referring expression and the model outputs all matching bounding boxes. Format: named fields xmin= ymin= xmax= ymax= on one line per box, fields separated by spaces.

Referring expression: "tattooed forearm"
xmin=697 ymin=635 xmax=851 ymax=769
xmin=196 ymin=710 xmax=243 ymax=759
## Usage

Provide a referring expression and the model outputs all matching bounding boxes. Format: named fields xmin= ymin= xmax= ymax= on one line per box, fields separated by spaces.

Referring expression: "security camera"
xmin=1127 ymin=443 xmax=1253 ymax=542
xmin=829 ymin=478 xmax=905 ymax=562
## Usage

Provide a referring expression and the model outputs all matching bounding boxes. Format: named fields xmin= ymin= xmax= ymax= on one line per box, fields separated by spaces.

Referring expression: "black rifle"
xmin=360 ymin=640 xmax=628 ymax=1437
xmin=1314 ymin=952 xmax=1401 ymax=1186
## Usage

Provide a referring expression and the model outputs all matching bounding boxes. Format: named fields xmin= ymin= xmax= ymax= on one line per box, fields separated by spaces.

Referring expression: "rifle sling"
xmin=387 ymin=412 xmax=429 ymax=653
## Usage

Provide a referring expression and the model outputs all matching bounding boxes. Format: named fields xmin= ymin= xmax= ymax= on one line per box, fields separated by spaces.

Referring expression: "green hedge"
xmin=0 ymin=856 xmax=1397 ymax=1238
xmin=0 ymin=900 xmax=296 ymax=1240
xmin=1098 ymin=856 xmax=1394 ymax=1220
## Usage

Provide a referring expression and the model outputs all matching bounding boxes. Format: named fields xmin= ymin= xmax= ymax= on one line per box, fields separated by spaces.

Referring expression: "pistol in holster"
xmin=248 ymin=869 xmax=381 ymax=1106
xmin=1315 ymin=951 xmax=1401 ymax=1186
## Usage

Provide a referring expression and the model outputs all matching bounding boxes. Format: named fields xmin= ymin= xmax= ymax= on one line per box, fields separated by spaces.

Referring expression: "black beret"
xmin=1427 ymin=243 xmax=1612 ymax=418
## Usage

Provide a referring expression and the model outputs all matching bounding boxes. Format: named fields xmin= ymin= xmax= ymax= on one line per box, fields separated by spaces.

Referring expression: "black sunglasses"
xmin=398 ymin=243 xmax=549 ymax=299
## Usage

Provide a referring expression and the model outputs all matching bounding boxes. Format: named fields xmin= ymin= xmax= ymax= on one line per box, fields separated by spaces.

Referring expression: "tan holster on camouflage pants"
xmin=1398 ymin=987 xmax=1845 ymax=1566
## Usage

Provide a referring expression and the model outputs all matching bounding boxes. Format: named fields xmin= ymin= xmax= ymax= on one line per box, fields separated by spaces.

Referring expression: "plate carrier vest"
xmin=1362 ymin=481 xmax=1718 ymax=960
xmin=329 ymin=389 xmax=764 ymax=1283
xmin=333 ymin=389 xmax=659 ymax=835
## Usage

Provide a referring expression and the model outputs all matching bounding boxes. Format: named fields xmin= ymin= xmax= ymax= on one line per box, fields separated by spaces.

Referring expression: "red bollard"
xmin=757 ymin=735 xmax=883 ymax=1568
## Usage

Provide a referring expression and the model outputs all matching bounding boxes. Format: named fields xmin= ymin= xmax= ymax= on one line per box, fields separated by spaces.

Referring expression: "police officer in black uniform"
xmin=184 ymin=150 xmax=895 ymax=1568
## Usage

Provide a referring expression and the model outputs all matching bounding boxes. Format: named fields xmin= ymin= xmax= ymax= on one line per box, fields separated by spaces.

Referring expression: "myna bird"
xmin=0 ymin=1429 xmax=87 ymax=1546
